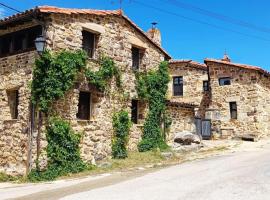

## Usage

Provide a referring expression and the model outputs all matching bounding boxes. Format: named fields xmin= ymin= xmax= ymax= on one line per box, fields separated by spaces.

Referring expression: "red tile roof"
xmin=204 ymin=58 xmax=270 ymax=76
xmin=0 ymin=6 xmax=171 ymax=58
xmin=169 ymin=59 xmax=207 ymax=70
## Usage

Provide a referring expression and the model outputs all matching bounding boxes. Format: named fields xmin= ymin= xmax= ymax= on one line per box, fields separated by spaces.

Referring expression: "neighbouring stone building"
xmin=205 ymin=55 xmax=270 ymax=139
xmin=1 ymin=6 xmax=270 ymax=175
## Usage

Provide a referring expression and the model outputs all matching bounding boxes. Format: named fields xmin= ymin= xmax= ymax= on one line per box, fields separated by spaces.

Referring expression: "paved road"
xmin=62 ymin=145 xmax=270 ymax=200
xmin=2 ymin=142 xmax=270 ymax=200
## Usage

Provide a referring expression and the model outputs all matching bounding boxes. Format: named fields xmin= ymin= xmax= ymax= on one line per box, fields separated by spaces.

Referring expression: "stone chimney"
xmin=221 ymin=53 xmax=231 ymax=62
xmin=147 ymin=22 xmax=161 ymax=45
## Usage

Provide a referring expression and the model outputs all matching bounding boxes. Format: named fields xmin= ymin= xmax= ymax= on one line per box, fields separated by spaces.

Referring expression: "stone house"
xmin=204 ymin=55 xmax=270 ymax=139
xmin=166 ymin=60 xmax=210 ymax=143
xmin=1 ymin=6 xmax=270 ymax=176
xmin=0 ymin=6 xmax=170 ymax=175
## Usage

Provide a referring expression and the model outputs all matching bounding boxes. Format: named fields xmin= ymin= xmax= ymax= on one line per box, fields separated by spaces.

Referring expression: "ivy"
xmin=112 ymin=110 xmax=131 ymax=159
xmin=31 ymin=50 xmax=87 ymax=113
xmin=28 ymin=117 xmax=88 ymax=181
xmin=85 ymin=56 xmax=121 ymax=92
xmin=136 ymin=61 xmax=170 ymax=152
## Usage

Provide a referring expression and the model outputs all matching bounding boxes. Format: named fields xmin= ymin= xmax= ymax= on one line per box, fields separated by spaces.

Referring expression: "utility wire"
xmin=132 ymin=0 xmax=270 ymax=42
xmin=165 ymin=0 xmax=270 ymax=34
xmin=0 ymin=2 xmax=21 ymax=13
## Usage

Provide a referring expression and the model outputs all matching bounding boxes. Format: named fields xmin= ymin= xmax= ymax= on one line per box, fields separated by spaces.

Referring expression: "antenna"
xmin=119 ymin=0 xmax=123 ymax=10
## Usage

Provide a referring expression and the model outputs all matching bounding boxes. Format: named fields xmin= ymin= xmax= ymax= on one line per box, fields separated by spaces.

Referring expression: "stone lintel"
xmin=81 ymin=23 xmax=105 ymax=34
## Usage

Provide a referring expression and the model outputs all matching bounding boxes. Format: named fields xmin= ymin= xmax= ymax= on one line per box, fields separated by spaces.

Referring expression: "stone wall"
xmin=0 ymin=12 xmax=167 ymax=174
xmin=168 ymin=61 xmax=209 ymax=118
xmin=0 ymin=50 xmax=37 ymax=175
xmin=166 ymin=105 xmax=195 ymax=145
xmin=206 ymin=61 xmax=270 ymax=138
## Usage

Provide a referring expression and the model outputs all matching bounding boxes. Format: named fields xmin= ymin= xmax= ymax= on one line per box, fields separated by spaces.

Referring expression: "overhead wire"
xmin=132 ymin=0 xmax=270 ymax=42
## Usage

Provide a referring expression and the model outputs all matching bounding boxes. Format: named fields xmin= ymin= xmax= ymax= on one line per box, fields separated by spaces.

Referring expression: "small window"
xmin=0 ymin=25 xmax=42 ymax=57
xmin=82 ymin=31 xmax=96 ymax=58
xmin=131 ymin=99 xmax=138 ymax=124
xmin=173 ymin=76 xmax=183 ymax=96
xmin=7 ymin=90 xmax=19 ymax=119
xmin=77 ymin=91 xmax=91 ymax=120
xmin=132 ymin=47 xmax=140 ymax=70
xmin=203 ymin=81 xmax=209 ymax=91
xmin=219 ymin=77 xmax=231 ymax=86
xmin=229 ymin=102 xmax=237 ymax=119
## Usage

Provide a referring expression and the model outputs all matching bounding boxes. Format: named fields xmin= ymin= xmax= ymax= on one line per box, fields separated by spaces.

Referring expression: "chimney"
xmin=147 ymin=22 xmax=161 ymax=45
xmin=221 ymin=53 xmax=231 ymax=62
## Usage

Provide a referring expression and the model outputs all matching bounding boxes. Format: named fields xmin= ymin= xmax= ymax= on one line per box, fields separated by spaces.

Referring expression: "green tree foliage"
xmin=31 ymin=50 xmax=87 ymax=113
xmin=28 ymin=117 xmax=87 ymax=181
xmin=136 ymin=61 xmax=170 ymax=152
xmin=112 ymin=110 xmax=131 ymax=159
xmin=85 ymin=56 xmax=121 ymax=92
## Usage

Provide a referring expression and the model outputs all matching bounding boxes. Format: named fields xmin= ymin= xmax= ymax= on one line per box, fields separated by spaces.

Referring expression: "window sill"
xmin=87 ymin=57 xmax=99 ymax=63
xmin=76 ymin=119 xmax=97 ymax=122
xmin=3 ymin=119 xmax=19 ymax=123
xmin=0 ymin=48 xmax=36 ymax=58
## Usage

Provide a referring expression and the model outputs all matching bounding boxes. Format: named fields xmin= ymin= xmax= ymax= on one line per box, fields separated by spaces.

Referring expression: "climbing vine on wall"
xmin=85 ymin=56 xmax=122 ymax=92
xmin=31 ymin=50 xmax=87 ymax=113
xmin=136 ymin=61 xmax=170 ymax=152
xmin=112 ymin=110 xmax=131 ymax=159
xmin=28 ymin=117 xmax=88 ymax=181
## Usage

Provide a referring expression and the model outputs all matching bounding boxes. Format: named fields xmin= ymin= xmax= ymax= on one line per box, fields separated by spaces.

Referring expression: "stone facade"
xmin=205 ymin=59 xmax=270 ymax=139
xmin=1 ymin=6 xmax=270 ymax=176
xmin=0 ymin=7 xmax=168 ymax=175
xmin=166 ymin=60 xmax=210 ymax=142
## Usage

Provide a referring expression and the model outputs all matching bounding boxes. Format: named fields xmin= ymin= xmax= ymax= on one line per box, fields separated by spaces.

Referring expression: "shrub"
xmin=136 ymin=61 xmax=170 ymax=152
xmin=112 ymin=110 xmax=131 ymax=159
xmin=28 ymin=117 xmax=87 ymax=181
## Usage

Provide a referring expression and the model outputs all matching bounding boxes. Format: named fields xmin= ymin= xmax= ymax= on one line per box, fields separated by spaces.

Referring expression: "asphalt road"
xmin=61 ymin=145 xmax=270 ymax=200
xmin=2 ymin=142 xmax=270 ymax=200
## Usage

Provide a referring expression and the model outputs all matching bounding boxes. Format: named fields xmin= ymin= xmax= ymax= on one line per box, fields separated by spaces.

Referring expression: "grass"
xmin=1 ymin=143 xmax=234 ymax=183
xmin=0 ymin=172 xmax=20 ymax=182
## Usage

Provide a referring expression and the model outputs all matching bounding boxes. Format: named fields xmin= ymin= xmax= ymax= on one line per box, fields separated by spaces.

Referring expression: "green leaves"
xmin=136 ymin=61 xmax=170 ymax=152
xmin=31 ymin=50 xmax=87 ymax=113
xmin=85 ymin=56 xmax=122 ymax=92
xmin=112 ymin=110 xmax=131 ymax=159
xmin=28 ymin=117 xmax=87 ymax=182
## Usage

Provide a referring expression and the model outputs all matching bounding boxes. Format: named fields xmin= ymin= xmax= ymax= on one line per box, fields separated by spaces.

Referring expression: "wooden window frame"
xmin=76 ymin=91 xmax=92 ymax=120
xmin=131 ymin=99 xmax=139 ymax=124
xmin=203 ymin=80 xmax=209 ymax=91
xmin=82 ymin=30 xmax=97 ymax=59
xmin=0 ymin=26 xmax=42 ymax=58
xmin=131 ymin=46 xmax=141 ymax=70
xmin=219 ymin=77 xmax=231 ymax=86
xmin=229 ymin=102 xmax=237 ymax=119
xmin=6 ymin=89 xmax=19 ymax=119
xmin=173 ymin=76 xmax=183 ymax=96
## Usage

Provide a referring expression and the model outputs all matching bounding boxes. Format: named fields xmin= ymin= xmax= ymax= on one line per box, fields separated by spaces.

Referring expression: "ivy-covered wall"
xmin=0 ymin=10 xmax=167 ymax=175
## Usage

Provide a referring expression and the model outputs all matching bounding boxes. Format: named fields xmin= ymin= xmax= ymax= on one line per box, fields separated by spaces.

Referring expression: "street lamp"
xmin=34 ymin=35 xmax=46 ymax=55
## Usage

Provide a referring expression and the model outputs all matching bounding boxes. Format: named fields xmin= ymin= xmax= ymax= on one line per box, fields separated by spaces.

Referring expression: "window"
xmin=173 ymin=76 xmax=183 ymax=96
xmin=77 ymin=91 xmax=91 ymax=120
xmin=203 ymin=81 xmax=209 ymax=91
xmin=82 ymin=31 xmax=96 ymax=58
xmin=132 ymin=47 xmax=140 ymax=70
xmin=7 ymin=90 xmax=19 ymax=119
xmin=229 ymin=102 xmax=237 ymax=119
xmin=131 ymin=99 xmax=138 ymax=124
xmin=0 ymin=26 xmax=42 ymax=57
xmin=219 ymin=77 xmax=231 ymax=86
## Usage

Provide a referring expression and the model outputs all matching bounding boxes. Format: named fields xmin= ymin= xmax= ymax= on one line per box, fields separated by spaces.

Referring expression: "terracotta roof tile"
xmin=169 ymin=59 xmax=207 ymax=70
xmin=0 ymin=6 xmax=171 ymax=58
xmin=204 ymin=58 xmax=270 ymax=76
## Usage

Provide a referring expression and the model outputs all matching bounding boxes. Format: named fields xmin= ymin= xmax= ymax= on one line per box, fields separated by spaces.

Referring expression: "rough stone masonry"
xmin=0 ymin=6 xmax=270 ymax=175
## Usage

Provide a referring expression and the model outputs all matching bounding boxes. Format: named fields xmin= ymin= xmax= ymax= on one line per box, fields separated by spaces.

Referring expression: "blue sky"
xmin=1 ymin=0 xmax=270 ymax=70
